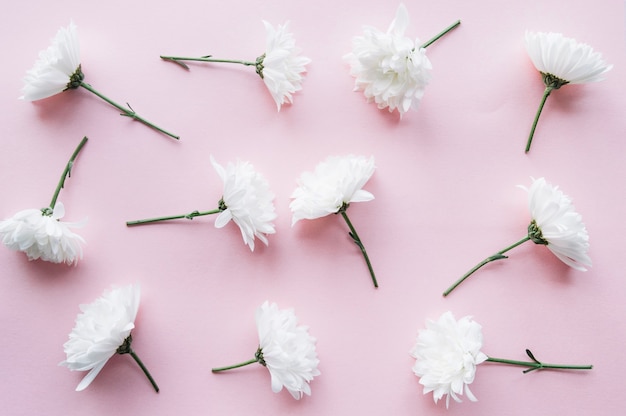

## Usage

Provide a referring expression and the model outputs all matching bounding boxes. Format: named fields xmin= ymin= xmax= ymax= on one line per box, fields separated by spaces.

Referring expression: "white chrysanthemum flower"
xmin=0 ymin=202 xmax=85 ymax=265
xmin=211 ymin=156 xmax=277 ymax=251
xmin=259 ymin=21 xmax=311 ymax=111
xmin=60 ymin=285 xmax=141 ymax=391
xmin=345 ymin=4 xmax=432 ymax=116
xmin=21 ymin=22 xmax=82 ymax=101
xmin=290 ymin=155 xmax=375 ymax=225
xmin=410 ymin=311 xmax=488 ymax=408
xmin=523 ymin=177 xmax=591 ymax=271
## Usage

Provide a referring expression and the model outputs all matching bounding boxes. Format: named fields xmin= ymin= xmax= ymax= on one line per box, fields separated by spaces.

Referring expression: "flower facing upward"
xmin=410 ymin=311 xmax=488 ymax=408
xmin=211 ymin=156 xmax=277 ymax=251
xmin=0 ymin=202 xmax=85 ymax=265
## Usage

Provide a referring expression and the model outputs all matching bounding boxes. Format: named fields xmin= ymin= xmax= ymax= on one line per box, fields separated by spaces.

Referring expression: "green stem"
xmin=525 ymin=86 xmax=553 ymax=153
xmin=160 ymin=55 xmax=256 ymax=70
xmin=126 ymin=209 xmax=222 ymax=226
xmin=129 ymin=350 xmax=160 ymax=392
xmin=420 ymin=20 xmax=461 ymax=49
xmin=79 ymin=82 xmax=179 ymax=140
xmin=46 ymin=136 xmax=88 ymax=213
xmin=340 ymin=208 xmax=378 ymax=288
xmin=486 ymin=350 xmax=592 ymax=374
xmin=443 ymin=236 xmax=531 ymax=296
xmin=211 ymin=357 xmax=259 ymax=372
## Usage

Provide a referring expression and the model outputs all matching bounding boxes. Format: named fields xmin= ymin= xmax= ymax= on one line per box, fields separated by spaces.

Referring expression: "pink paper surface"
xmin=1 ymin=0 xmax=624 ymax=414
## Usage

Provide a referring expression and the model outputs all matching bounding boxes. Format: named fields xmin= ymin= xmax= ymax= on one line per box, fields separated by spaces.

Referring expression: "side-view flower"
xmin=290 ymin=154 xmax=379 ymax=287
xmin=443 ymin=177 xmax=590 ymax=296
xmin=345 ymin=3 xmax=460 ymax=117
xmin=160 ymin=21 xmax=311 ymax=111
xmin=0 ymin=136 xmax=88 ymax=265
xmin=410 ymin=311 xmax=592 ymax=408
xmin=212 ymin=301 xmax=320 ymax=400
xmin=126 ymin=156 xmax=276 ymax=251
xmin=59 ymin=284 xmax=159 ymax=392
xmin=21 ymin=22 xmax=178 ymax=139
xmin=523 ymin=31 xmax=612 ymax=152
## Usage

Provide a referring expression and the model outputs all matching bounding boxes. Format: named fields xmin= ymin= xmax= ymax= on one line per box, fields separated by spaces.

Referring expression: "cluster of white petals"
xmin=211 ymin=156 xmax=277 ymax=251
xmin=21 ymin=22 xmax=81 ymax=101
xmin=525 ymin=31 xmax=612 ymax=85
xmin=60 ymin=284 xmax=140 ymax=391
xmin=290 ymin=155 xmax=375 ymax=225
xmin=522 ymin=177 xmax=591 ymax=270
xmin=256 ymin=301 xmax=320 ymax=399
xmin=0 ymin=202 xmax=85 ymax=265
xmin=260 ymin=21 xmax=311 ymax=111
xmin=345 ymin=4 xmax=432 ymax=116
xmin=410 ymin=311 xmax=488 ymax=408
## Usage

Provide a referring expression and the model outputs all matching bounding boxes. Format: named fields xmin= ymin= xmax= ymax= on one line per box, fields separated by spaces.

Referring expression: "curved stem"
xmin=211 ymin=357 xmax=259 ymax=373
xmin=443 ymin=236 xmax=531 ymax=296
xmin=47 ymin=136 xmax=88 ymax=212
xmin=126 ymin=208 xmax=222 ymax=226
xmin=525 ymin=86 xmax=553 ymax=153
xmin=79 ymin=82 xmax=179 ymax=140
xmin=420 ymin=20 xmax=461 ymax=49
xmin=129 ymin=349 xmax=160 ymax=392
xmin=486 ymin=355 xmax=592 ymax=374
xmin=340 ymin=209 xmax=378 ymax=288
xmin=160 ymin=55 xmax=256 ymax=70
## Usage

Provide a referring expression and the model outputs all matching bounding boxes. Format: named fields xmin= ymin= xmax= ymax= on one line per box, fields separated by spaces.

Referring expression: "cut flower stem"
xmin=116 ymin=335 xmax=159 ymax=392
xmin=160 ymin=55 xmax=256 ymax=70
xmin=46 ymin=136 xmax=88 ymax=214
xmin=339 ymin=206 xmax=378 ymax=288
xmin=211 ymin=358 xmax=260 ymax=372
xmin=486 ymin=349 xmax=592 ymax=374
xmin=525 ymin=86 xmax=554 ymax=153
xmin=420 ymin=20 xmax=461 ymax=49
xmin=126 ymin=209 xmax=222 ymax=226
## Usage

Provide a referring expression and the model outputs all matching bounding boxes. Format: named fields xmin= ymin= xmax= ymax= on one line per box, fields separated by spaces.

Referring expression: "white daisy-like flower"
xmin=0 ymin=202 xmax=85 ymax=265
xmin=60 ymin=284 xmax=159 ymax=392
xmin=411 ymin=311 xmax=487 ymax=408
xmin=523 ymin=31 xmax=612 ymax=152
xmin=212 ymin=301 xmax=320 ymax=400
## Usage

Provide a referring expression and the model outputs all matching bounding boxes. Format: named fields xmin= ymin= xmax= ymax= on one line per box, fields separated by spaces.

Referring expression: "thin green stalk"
xmin=129 ymin=350 xmax=160 ymax=392
xmin=486 ymin=349 xmax=592 ymax=374
xmin=420 ymin=20 xmax=461 ymax=49
xmin=126 ymin=209 xmax=222 ymax=226
xmin=211 ymin=358 xmax=259 ymax=373
xmin=160 ymin=55 xmax=256 ymax=70
xmin=443 ymin=236 xmax=531 ymax=296
xmin=79 ymin=82 xmax=179 ymax=140
xmin=46 ymin=136 xmax=88 ymax=213
xmin=525 ymin=86 xmax=553 ymax=153
xmin=340 ymin=209 xmax=378 ymax=288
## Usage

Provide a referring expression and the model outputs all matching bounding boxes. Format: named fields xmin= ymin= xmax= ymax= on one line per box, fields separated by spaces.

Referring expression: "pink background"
xmin=1 ymin=0 xmax=624 ymax=415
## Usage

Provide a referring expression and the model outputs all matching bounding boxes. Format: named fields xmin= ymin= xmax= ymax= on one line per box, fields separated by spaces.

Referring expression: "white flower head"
xmin=255 ymin=301 xmax=320 ymax=399
xmin=522 ymin=177 xmax=591 ymax=271
xmin=411 ymin=311 xmax=488 ymax=408
xmin=21 ymin=21 xmax=82 ymax=101
xmin=345 ymin=4 xmax=432 ymax=116
xmin=290 ymin=155 xmax=375 ymax=226
xmin=60 ymin=285 xmax=140 ymax=391
xmin=525 ymin=31 xmax=612 ymax=85
xmin=211 ymin=155 xmax=277 ymax=251
xmin=258 ymin=21 xmax=311 ymax=111
xmin=0 ymin=202 xmax=85 ymax=265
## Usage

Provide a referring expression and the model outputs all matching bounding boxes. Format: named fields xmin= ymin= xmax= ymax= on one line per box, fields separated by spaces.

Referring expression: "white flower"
xmin=290 ymin=155 xmax=375 ymax=225
xmin=255 ymin=301 xmax=320 ymax=399
xmin=345 ymin=4 xmax=432 ymax=116
xmin=523 ymin=177 xmax=591 ymax=271
xmin=21 ymin=22 xmax=82 ymax=101
xmin=60 ymin=285 xmax=140 ymax=391
xmin=411 ymin=311 xmax=488 ymax=408
xmin=259 ymin=21 xmax=311 ymax=111
xmin=0 ymin=202 xmax=85 ymax=265
xmin=211 ymin=156 xmax=277 ymax=251
xmin=525 ymin=31 xmax=612 ymax=85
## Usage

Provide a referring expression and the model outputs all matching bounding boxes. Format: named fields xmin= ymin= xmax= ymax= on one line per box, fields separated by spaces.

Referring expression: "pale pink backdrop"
xmin=1 ymin=0 xmax=624 ymax=415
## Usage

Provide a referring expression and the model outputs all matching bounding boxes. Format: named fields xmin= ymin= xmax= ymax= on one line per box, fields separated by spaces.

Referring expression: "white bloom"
xmin=259 ymin=21 xmax=311 ymax=111
xmin=256 ymin=301 xmax=320 ymax=399
xmin=345 ymin=4 xmax=432 ymax=116
xmin=525 ymin=31 xmax=612 ymax=85
xmin=290 ymin=155 xmax=375 ymax=225
xmin=21 ymin=22 xmax=82 ymax=101
xmin=0 ymin=202 xmax=85 ymax=265
xmin=523 ymin=177 xmax=591 ymax=271
xmin=60 ymin=285 xmax=140 ymax=391
xmin=211 ymin=156 xmax=276 ymax=251
xmin=410 ymin=311 xmax=488 ymax=408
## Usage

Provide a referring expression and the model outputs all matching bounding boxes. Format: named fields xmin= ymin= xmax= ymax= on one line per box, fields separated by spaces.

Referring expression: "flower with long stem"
xmin=126 ymin=156 xmax=276 ymax=251
xmin=0 ymin=136 xmax=88 ymax=265
xmin=290 ymin=155 xmax=378 ymax=287
xmin=21 ymin=22 xmax=178 ymax=139
xmin=345 ymin=3 xmax=460 ymax=116
xmin=161 ymin=20 xmax=310 ymax=111
xmin=524 ymin=31 xmax=611 ymax=152
xmin=443 ymin=177 xmax=590 ymax=296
